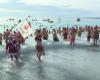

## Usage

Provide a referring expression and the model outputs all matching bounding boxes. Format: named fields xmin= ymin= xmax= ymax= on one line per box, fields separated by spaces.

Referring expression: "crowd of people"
xmin=0 ymin=29 xmax=25 ymax=62
xmin=0 ymin=25 xmax=100 ymax=62
xmin=34 ymin=25 xmax=100 ymax=61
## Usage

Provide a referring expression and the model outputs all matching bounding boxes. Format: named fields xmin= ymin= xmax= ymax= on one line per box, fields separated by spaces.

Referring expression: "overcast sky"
xmin=0 ymin=0 xmax=100 ymax=18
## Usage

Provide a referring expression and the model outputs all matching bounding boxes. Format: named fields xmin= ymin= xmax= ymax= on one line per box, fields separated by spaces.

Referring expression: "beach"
xmin=0 ymin=32 xmax=100 ymax=80
xmin=0 ymin=0 xmax=100 ymax=80
xmin=0 ymin=0 xmax=100 ymax=79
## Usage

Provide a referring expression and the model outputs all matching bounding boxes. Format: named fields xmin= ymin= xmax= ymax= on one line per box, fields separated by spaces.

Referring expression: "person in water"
xmin=77 ymin=27 xmax=82 ymax=37
xmin=69 ymin=28 xmax=76 ymax=46
xmin=35 ymin=29 xmax=44 ymax=62
xmin=6 ymin=35 xmax=20 ymax=61
xmin=62 ymin=28 xmax=68 ymax=41
xmin=92 ymin=26 xmax=99 ymax=46
xmin=52 ymin=29 xmax=59 ymax=42
xmin=87 ymin=27 xmax=91 ymax=42
xmin=42 ymin=28 xmax=48 ymax=40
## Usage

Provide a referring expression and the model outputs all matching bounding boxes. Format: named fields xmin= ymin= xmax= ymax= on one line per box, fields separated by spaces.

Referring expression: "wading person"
xmin=42 ymin=28 xmax=48 ymax=40
xmin=52 ymin=29 xmax=59 ymax=42
xmin=87 ymin=27 xmax=91 ymax=42
xmin=6 ymin=35 xmax=19 ymax=61
xmin=62 ymin=28 xmax=68 ymax=41
xmin=92 ymin=26 xmax=99 ymax=46
xmin=35 ymin=30 xmax=44 ymax=62
xmin=69 ymin=28 xmax=76 ymax=46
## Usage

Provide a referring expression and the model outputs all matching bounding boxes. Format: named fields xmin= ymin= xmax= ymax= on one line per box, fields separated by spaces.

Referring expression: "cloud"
xmin=17 ymin=0 xmax=71 ymax=7
xmin=17 ymin=0 xmax=100 ymax=11
xmin=0 ymin=8 xmax=32 ymax=13
xmin=69 ymin=0 xmax=100 ymax=11
xmin=0 ymin=0 xmax=100 ymax=17
xmin=0 ymin=0 xmax=11 ymax=3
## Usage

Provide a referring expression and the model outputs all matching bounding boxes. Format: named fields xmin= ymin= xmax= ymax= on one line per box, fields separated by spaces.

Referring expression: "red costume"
xmin=6 ymin=40 xmax=18 ymax=54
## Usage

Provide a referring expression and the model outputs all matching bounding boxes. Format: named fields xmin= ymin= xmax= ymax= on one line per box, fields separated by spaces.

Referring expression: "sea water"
xmin=0 ymin=17 xmax=100 ymax=80
xmin=0 ymin=17 xmax=100 ymax=33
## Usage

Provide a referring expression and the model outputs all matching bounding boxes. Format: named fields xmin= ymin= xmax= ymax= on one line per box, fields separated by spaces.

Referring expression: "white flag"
xmin=17 ymin=20 xmax=33 ymax=38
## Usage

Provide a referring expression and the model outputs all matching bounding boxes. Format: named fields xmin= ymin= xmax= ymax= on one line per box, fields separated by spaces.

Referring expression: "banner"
xmin=17 ymin=20 xmax=33 ymax=38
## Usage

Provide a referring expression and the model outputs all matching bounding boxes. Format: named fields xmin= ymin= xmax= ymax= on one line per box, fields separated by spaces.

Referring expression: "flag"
xmin=17 ymin=20 xmax=33 ymax=38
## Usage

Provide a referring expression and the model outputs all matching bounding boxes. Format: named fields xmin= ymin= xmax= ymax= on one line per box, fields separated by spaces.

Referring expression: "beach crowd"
xmin=0 ymin=24 xmax=100 ymax=62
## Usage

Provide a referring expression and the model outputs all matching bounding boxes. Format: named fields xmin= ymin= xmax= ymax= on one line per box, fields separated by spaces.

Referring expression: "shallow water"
xmin=0 ymin=33 xmax=100 ymax=80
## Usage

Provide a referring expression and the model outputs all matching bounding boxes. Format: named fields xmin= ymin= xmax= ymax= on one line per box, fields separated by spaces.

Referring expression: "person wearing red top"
xmin=6 ymin=35 xmax=20 ymax=61
xmin=69 ymin=28 xmax=76 ymax=45
xmin=35 ymin=30 xmax=44 ymax=62
xmin=35 ymin=30 xmax=42 ymax=42
xmin=62 ymin=28 xmax=68 ymax=41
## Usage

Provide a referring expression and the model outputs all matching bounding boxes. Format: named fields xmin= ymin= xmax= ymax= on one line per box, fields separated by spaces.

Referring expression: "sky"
xmin=0 ymin=0 xmax=100 ymax=18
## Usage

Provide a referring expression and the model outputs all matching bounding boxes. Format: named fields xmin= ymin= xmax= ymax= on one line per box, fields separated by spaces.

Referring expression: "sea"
xmin=0 ymin=17 xmax=100 ymax=80
xmin=0 ymin=17 xmax=100 ymax=33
